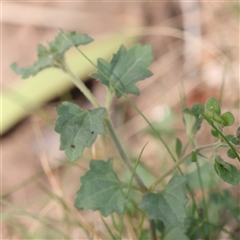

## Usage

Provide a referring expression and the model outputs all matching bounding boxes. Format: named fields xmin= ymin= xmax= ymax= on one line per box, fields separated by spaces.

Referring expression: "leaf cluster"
xmin=11 ymin=31 xmax=93 ymax=78
xmin=11 ymin=30 xmax=240 ymax=240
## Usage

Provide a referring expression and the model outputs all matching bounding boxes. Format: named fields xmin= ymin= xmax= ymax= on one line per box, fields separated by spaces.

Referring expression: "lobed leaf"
xmin=10 ymin=57 xmax=54 ymax=79
xmin=74 ymin=158 xmax=128 ymax=216
xmin=48 ymin=30 xmax=93 ymax=57
xmin=11 ymin=31 xmax=93 ymax=79
xmin=91 ymin=44 xmax=153 ymax=97
xmin=55 ymin=102 xmax=106 ymax=162
xmin=139 ymin=175 xmax=188 ymax=227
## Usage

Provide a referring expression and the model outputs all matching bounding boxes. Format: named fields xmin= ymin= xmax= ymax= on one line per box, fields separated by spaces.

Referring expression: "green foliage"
xmin=210 ymin=189 xmax=240 ymax=223
xmin=221 ymin=112 xmax=235 ymax=126
xmin=74 ymin=158 xmax=128 ymax=216
xmin=214 ymin=155 xmax=240 ymax=186
xmin=205 ymin=97 xmax=221 ymax=115
xmin=11 ymin=31 xmax=93 ymax=79
xmin=139 ymin=175 xmax=188 ymax=227
xmin=55 ymin=102 xmax=106 ymax=162
xmin=182 ymin=104 xmax=204 ymax=139
xmin=91 ymin=44 xmax=153 ymax=97
xmin=11 ymin=30 xmax=240 ymax=240
xmin=190 ymin=151 xmax=197 ymax=162
xmin=175 ymin=138 xmax=182 ymax=158
xmin=186 ymin=162 xmax=219 ymax=189
xmin=163 ymin=226 xmax=189 ymax=240
xmin=227 ymin=148 xmax=237 ymax=159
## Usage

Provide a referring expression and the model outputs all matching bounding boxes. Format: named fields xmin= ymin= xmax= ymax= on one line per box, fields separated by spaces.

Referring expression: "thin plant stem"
xmin=60 ymin=30 xmax=179 ymax=169
xmin=62 ymin=60 xmax=148 ymax=192
xmin=1 ymin=198 xmax=73 ymax=239
xmin=149 ymin=219 xmax=157 ymax=240
xmin=106 ymin=86 xmax=114 ymax=114
xmin=139 ymin=211 xmax=146 ymax=240
xmin=193 ymin=140 xmax=209 ymax=223
xmin=63 ymin=60 xmax=100 ymax=108
xmin=100 ymin=215 xmax=117 ymax=240
xmin=202 ymin=114 xmax=240 ymax=162
xmin=126 ymin=142 xmax=149 ymax=198
xmin=104 ymin=117 xmax=147 ymax=192
xmin=149 ymin=142 xmax=225 ymax=191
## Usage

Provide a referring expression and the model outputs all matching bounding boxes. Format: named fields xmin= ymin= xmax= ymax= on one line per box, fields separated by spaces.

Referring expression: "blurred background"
xmin=2 ymin=1 xmax=239 ymax=239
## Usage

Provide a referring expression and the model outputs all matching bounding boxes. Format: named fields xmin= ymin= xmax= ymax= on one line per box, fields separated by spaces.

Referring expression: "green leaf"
xmin=183 ymin=113 xmax=196 ymax=138
xmin=212 ymin=112 xmax=225 ymax=125
xmin=205 ymin=97 xmax=221 ymax=115
xmin=210 ymin=190 xmax=240 ymax=222
xmin=185 ymin=218 xmax=214 ymax=239
xmin=163 ymin=226 xmax=189 ymax=240
xmin=55 ymin=102 xmax=106 ymax=162
xmin=139 ymin=175 xmax=188 ymax=227
xmin=236 ymin=127 xmax=240 ymax=138
xmin=221 ymin=112 xmax=235 ymax=126
xmin=186 ymin=162 xmax=219 ymax=189
xmin=190 ymin=103 xmax=204 ymax=116
xmin=191 ymin=151 xmax=197 ymax=162
xmin=214 ymin=156 xmax=240 ymax=186
xmin=227 ymin=148 xmax=237 ymax=159
xmin=91 ymin=44 xmax=153 ymax=97
xmin=11 ymin=57 xmax=54 ymax=79
xmin=11 ymin=31 xmax=93 ymax=79
xmin=224 ymin=134 xmax=234 ymax=141
xmin=49 ymin=30 xmax=93 ymax=57
xmin=230 ymin=137 xmax=240 ymax=145
xmin=211 ymin=129 xmax=219 ymax=138
xmin=183 ymin=113 xmax=202 ymax=138
xmin=74 ymin=158 xmax=128 ymax=217
xmin=175 ymin=138 xmax=182 ymax=158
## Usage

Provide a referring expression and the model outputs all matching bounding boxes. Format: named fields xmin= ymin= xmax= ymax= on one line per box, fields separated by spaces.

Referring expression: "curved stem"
xmin=104 ymin=117 xmax=148 ymax=192
xmin=149 ymin=141 xmax=225 ymax=191
xmin=62 ymin=61 xmax=147 ymax=192
xmin=202 ymin=114 xmax=240 ymax=162
xmin=63 ymin=60 xmax=100 ymax=108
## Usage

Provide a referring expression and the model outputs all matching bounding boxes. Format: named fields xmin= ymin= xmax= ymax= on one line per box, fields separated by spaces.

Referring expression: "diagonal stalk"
xmin=149 ymin=141 xmax=226 ymax=191
xmin=63 ymin=60 xmax=148 ymax=192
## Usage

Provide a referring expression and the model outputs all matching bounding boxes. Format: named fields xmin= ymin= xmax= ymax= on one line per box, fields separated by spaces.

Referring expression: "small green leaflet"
xmin=55 ymin=102 xmax=106 ymax=162
xmin=11 ymin=31 xmax=93 ymax=79
xmin=205 ymin=97 xmax=221 ymax=115
xmin=214 ymin=155 xmax=240 ymax=186
xmin=91 ymin=44 xmax=153 ymax=98
xmin=175 ymin=138 xmax=182 ymax=158
xmin=221 ymin=112 xmax=235 ymax=126
xmin=227 ymin=148 xmax=237 ymax=159
xmin=74 ymin=158 xmax=128 ymax=217
xmin=139 ymin=175 xmax=188 ymax=227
